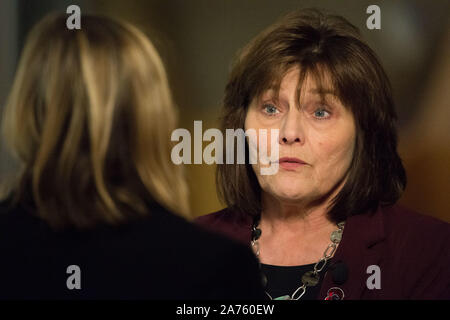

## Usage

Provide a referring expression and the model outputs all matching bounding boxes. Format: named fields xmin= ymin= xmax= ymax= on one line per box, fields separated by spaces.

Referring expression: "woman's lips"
xmin=277 ymin=157 xmax=307 ymax=170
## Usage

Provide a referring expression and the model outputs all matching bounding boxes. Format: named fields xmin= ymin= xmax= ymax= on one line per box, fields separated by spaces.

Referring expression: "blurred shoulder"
xmin=194 ymin=207 xmax=253 ymax=244
xmin=0 ymin=200 xmax=264 ymax=299
xmin=151 ymin=206 xmax=240 ymax=248
xmin=195 ymin=207 xmax=237 ymax=225
xmin=146 ymin=206 xmax=265 ymax=299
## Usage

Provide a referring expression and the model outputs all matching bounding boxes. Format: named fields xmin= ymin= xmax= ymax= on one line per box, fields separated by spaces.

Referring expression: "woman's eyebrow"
xmin=305 ymin=89 xmax=342 ymax=105
xmin=308 ymin=88 xmax=337 ymax=96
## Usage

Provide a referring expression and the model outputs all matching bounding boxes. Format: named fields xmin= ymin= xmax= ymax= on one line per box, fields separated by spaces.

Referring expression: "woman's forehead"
xmin=256 ymin=66 xmax=339 ymax=102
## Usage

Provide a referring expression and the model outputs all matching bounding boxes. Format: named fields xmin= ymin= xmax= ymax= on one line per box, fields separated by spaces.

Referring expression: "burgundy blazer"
xmin=195 ymin=204 xmax=450 ymax=300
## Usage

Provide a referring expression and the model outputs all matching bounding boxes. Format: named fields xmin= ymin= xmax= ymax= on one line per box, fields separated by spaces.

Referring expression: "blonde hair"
xmin=1 ymin=13 xmax=189 ymax=229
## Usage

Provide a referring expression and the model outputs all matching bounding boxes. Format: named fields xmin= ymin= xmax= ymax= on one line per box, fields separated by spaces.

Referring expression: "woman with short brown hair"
xmin=196 ymin=9 xmax=450 ymax=300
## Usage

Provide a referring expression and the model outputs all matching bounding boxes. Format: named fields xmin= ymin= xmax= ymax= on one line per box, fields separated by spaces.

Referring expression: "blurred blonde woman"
xmin=0 ymin=13 xmax=264 ymax=300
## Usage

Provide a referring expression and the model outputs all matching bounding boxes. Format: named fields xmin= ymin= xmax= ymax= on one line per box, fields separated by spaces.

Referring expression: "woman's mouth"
xmin=277 ymin=157 xmax=307 ymax=170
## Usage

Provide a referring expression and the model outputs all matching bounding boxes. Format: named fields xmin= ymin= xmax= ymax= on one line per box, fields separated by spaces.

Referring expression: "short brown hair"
xmin=217 ymin=8 xmax=406 ymax=223
xmin=2 ymin=13 xmax=189 ymax=229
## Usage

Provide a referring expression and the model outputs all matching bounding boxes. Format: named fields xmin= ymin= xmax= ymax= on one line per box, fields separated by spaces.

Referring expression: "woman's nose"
xmin=279 ymin=110 xmax=303 ymax=145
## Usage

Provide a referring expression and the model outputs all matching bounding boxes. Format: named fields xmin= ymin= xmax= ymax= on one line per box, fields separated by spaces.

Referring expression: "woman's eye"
xmin=314 ymin=108 xmax=331 ymax=119
xmin=263 ymin=104 xmax=279 ymax=115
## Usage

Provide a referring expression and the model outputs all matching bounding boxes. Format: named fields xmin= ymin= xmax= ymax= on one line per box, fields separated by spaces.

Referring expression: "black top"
xmin=260 ymin=263 xmax=328 ymax=300
xmin=0 ymin=199 xmax=265 ymax=300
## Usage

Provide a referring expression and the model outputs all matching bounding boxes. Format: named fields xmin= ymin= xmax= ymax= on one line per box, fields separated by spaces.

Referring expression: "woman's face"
xmin=244 ymin=67 xmax=356 ymax=205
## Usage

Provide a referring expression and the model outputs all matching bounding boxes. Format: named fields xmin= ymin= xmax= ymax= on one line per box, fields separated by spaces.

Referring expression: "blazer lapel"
xmin=319 ymin=206 xmax=386 ymax=300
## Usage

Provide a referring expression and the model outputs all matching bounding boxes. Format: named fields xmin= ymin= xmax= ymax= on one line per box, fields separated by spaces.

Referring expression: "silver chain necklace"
xmin=251 ymin=217 xmax=345 ymax=300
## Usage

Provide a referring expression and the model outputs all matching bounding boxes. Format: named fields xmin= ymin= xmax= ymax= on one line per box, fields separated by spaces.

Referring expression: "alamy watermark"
xmin=65 ymin=5 xmax=381 ymax=31
xmin=66 ymin=5 xmax=81 ymax=30
xmin=366 ymin=264 xmax=381 ymax=290
xmin=366 ymin=5 xmax=381 ymax=30
xmin=171 ymin=121 xmax=280 ymax=175
xmin=66 ymin=264 xmax=81 ymax=290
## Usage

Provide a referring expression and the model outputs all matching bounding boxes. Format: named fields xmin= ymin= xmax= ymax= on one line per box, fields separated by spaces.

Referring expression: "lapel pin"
xmin=324 ymin=287 xmax=345 ymax=300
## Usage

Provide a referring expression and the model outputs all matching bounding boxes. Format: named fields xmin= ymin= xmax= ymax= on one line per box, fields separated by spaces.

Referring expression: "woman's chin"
xmin=269 ymin=186 xmax=310 ymax=203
